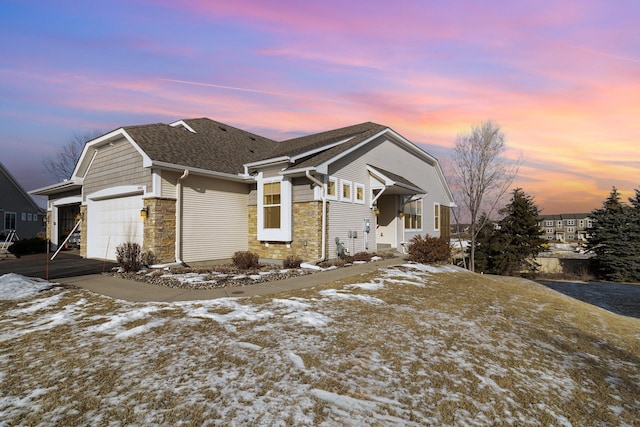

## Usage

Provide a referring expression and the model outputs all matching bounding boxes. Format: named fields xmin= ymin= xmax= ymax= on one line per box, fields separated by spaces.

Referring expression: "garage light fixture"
xmin=140 ymin=206 xmax=149 ymax=218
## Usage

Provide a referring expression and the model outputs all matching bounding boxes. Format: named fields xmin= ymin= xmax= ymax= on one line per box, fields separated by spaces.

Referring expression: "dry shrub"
xmin=353 ymin=252 xmax=372 ymax=262
xmin=116 ymin=242 xmax=142 ymax=272
xmin=140 ymin=250 xmax=156 ymax=267
xmin=283 ymin=255 xmax=303 ymax=269
xmin=232 ymin=251 xmax=259 ymax=270
xmin=407 ymin=235 xmax=451 ymax=264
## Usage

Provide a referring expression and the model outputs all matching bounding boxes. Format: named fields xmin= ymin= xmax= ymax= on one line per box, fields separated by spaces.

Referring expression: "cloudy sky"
xmin=1 ymin=0 xmax=638 ymax=213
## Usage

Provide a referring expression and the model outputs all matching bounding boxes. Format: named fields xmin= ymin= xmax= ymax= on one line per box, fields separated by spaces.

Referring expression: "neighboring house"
xmin=0 ymin=162 xmax=45 ymax=240
xmin=32 ymin=118 xmax=455 ymax=263
xmin=538 ymin=213 xmax=592 ymax=242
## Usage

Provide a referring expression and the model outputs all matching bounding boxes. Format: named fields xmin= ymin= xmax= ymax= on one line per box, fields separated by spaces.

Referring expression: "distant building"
xmin=0 ymin=162 xmax=45 ymax=240
xmin=538 ymin=213 xmax=592 ymax=242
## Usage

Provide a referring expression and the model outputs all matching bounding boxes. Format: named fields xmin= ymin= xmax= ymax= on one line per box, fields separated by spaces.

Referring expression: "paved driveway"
xmin=0 ymin=252 xmax=117 ymax=280
xmin=536 ymin=279 xmax=640 ymax=319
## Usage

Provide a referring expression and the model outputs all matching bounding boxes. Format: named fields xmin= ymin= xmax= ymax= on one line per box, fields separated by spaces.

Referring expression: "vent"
xmin=218 ymin=126 xmax=227 ymax=132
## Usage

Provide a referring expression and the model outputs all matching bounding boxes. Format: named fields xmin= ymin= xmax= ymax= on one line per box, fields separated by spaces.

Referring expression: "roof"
xmin=124 ymin=118 xmax=279 ymax=175
xmin=367 ymin=165 xmax=425 ymax=194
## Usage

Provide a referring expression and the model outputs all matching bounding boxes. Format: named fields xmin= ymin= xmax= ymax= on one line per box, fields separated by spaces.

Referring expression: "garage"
xmin=86 ymin=187 xmax=144 ymax=260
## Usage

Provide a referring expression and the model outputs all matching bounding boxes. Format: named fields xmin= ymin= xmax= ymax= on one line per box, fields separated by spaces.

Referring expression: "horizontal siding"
xmin=328 ymin=136 xmax=450 ymax=240
xmin=83 ymin=138 xmax=151 ymax=201
xmin=182 ymin=175 xmax=248 ymax=262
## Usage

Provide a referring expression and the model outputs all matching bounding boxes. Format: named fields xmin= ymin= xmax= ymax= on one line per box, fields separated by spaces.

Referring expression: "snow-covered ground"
xmin=1 ymin=266 xmax=638 ymax=426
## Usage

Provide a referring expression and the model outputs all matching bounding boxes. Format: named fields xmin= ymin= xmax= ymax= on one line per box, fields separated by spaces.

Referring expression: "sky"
xmin=1 ymin=0 xmax=639 ymax=214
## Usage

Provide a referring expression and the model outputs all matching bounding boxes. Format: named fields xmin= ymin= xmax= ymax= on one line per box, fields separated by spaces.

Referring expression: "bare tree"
xmin=451 ymin=120 xmax=519 ymax=272
xmin=43 ymin=130 xmax=103 ymax=182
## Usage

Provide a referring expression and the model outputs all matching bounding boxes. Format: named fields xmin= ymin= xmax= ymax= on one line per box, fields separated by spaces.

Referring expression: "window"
xmin=340 ymin=180 xmax=352 ymax=202
xmin=27 ymin=213 xmax=33 ymax=221
xmin=21 ymin=212 xmax=26 ymax=221
xmin=257 ymin=177 xmax=292 ymax=241
xmin=579 ymin=220 xmax=584 ymax=227
xmin=403 ymin=200 xmax=423 ymax=230
xmin=545 ymin=220 xmax=553 ymax=227
xmin=587 ymin=220 xmax=593 ymax=228
xmin=354 ymin=183 xmax=365 ymax=204
xmin=557 ymin=221 xmax=563 ymax=227
xmin=263 ymin=181 xmax=281 ymax=229
xmin=326 ymin=177 xmax=337 ymax=200
xmin=566 ymin=219 xmax=575 ymax=226
xmin=4 ymin=212 xmax=16 ymax=230
xmin=546 ymin=228 xmax=553 ymax=234
xmin=434 ymin=203 xmax=440 ymax=231
xmin=567 ymin=227 xmax=574 ymax=233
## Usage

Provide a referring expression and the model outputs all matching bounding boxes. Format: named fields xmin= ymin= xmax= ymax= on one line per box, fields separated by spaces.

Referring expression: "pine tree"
xmin=474 ymin=212 xmax=500 ymax=273
xmin=492 ymin=188 xmax=546 ymax=276
xmin=586 ymin=187 xmax=637 ymax=282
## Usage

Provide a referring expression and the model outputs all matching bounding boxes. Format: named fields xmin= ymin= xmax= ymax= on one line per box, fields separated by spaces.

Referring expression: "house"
xmin=0 ymin=162 xmax=45 ymax=240
xmin=31 ymin=118 xmax=455 ymax=263
xmin=538 ymin=213 xmax=592 ymax=242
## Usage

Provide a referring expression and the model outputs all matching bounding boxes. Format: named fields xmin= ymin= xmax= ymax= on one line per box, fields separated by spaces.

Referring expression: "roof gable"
xmin=0 ymin=162 xmax=42 ymax=211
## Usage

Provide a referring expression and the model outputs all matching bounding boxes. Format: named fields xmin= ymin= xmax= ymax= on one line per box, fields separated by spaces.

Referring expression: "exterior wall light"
xmin=140 ymin=206 xmax=149 ymax=218
xmin=398 ymin=211 xmax=404 ymax=218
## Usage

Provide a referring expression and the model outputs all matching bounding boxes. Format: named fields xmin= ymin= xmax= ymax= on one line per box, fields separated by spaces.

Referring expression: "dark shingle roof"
xmin=271 ymin=122 xmax=387 ymax=170
xmin=123 ymin=119 xmax=390 ymax=175
xmin=124 ymin=118 xmax=278 ymax=175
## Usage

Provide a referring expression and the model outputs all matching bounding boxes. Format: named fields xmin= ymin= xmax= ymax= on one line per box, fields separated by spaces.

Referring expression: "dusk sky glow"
xmin=1 ymin=0 xmax=638 ymax=214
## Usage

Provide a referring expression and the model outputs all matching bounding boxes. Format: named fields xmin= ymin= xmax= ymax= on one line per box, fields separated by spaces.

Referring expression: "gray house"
xmin=32 ymin=118 xmax=455 ymax=263
xmin=1 ymin=162 xmax=45 ymax=240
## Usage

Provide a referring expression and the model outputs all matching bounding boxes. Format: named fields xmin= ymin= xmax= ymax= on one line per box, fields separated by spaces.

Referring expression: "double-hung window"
xmin=326 ymin=177 xmax=338 ymax=200
xmin=403 ymin=199 xmax=423 ymax=231
xmin=4 ymin=212 xmax=16 ymax=230
xmin=257 ymin=176 xmax=292 ymax=241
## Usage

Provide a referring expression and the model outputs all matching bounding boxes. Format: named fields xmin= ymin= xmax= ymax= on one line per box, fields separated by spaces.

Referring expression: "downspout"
xmin=305 ymin=170 xmax=327 ymax=264
xmin=175 ymin=169 xmax=189 ymax=264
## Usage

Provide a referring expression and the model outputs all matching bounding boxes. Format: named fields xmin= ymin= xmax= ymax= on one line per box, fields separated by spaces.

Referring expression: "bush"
xmin=232 ymin=251 xmax=259 ymax=270
xmin=116 ymin=242 xmax=142 ymax=272
xmin=353 ymin=252 xmax=372 ymax=262
xmin=283 ymin=255 xmax=303 ymax=269
xmin=7 ymin=237 xmax=47 ymax=256
xmin=407 ymin=235 xmax=451 ymax=264
xmin=140 ymin=250 xmax=156 ymax=267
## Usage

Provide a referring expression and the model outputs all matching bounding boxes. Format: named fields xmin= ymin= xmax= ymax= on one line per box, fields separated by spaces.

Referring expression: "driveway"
xmin=536 ymin=279 xmax=640 ymax=319
xmin=0 ymin=252 xmax=117 ymax=280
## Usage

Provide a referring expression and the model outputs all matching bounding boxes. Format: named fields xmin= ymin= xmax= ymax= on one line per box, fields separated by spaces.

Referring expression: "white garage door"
xmin=87 ymin=195 xmax=144 ymax=260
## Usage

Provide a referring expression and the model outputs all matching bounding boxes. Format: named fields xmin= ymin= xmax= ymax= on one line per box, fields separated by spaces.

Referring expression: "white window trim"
xmin=354 ymin=183 xmax=365 ymax=204
xmin=340 ymin=179 xmax=353 ymax=202
xmin=325 ymin=176 xmax=338 ymax=200
xmin=257 ymin=174 xmax=292 ymax=242
xmin=434 ymin=202 xmax=440 ymax=231
xmin=404 ymin=199 xmax=423 ymax=231
xmin=546 ymin=221 xmax=553 ymax=227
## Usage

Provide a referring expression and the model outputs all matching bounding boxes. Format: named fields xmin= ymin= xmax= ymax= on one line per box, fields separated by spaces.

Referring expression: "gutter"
xmin=175 ymin=169 xmax=189 ymax=264
xmin=305 ymin=170 xmax=327 ymax=264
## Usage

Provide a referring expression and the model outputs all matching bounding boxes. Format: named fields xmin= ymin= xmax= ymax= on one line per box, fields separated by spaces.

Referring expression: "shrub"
xmin=116 ymin=242 xmax=142 ymax=272
xmin=353 ymin=251 xmax=372 ymax=262
xmin=407 ymin=235 xmax=451 ymax=264
xmin=140 ymin=250 xmax=156 ymax=267
xmin=232 ymin=251 xmax=259 ymax=270
xmin=7 ymin=237 xmax=47 ymax=256
xmin=283 ymin=255 xmax=303 ymax=269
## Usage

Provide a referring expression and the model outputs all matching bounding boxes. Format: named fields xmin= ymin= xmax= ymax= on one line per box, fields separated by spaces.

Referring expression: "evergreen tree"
xmin=473 ymin=212 xmax=500 ymax=273
xmin=492 ymin=188 xmax=546 ymax=276
xmin=588 ymin=187 xmax=640 ymax=282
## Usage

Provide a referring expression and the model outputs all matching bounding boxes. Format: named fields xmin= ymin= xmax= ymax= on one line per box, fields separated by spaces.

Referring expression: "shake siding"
xmin=181 ymin=175 xmax=248 ymax=262
xmin=83 ymin=139 xmax=151 ymax=200
xmin=248 ymin=177 xmax=314 ymax=206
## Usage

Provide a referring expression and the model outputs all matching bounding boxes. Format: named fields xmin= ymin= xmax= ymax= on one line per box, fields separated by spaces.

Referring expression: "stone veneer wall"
xmin=143 ymin=198 xmax=176 ymax=263
xmin=248 ymin=201 xmax=326 ymax=261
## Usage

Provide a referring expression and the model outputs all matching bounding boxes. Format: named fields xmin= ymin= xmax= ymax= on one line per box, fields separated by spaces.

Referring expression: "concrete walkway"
xmin=58 ymin=256 xmax=407 ymax=302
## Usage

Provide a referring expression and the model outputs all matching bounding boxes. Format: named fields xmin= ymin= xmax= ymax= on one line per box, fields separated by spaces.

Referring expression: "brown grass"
xmin=1 ymin=269 xmax=639 ymax=425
